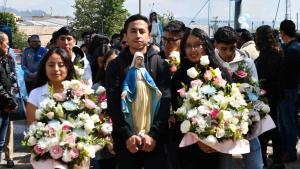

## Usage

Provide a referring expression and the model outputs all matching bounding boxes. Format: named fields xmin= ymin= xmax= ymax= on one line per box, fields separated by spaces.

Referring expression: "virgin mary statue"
xmin=121 ymin=52 xmax=161 ymax=136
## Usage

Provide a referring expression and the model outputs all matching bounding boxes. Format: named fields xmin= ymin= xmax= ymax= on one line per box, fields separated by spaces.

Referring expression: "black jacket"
xmin=106 ymin=46 xmax=171 ymax=145
xmin=255 ymin=50 xmax=283 ymax=109
xmin=0 ymin=54 xmax=17 ymax=111
xmin=281 ymin=39 xmax=300 ymax=89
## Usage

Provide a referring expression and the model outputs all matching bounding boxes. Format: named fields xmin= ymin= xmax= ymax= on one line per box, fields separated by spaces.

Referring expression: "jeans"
xmin=278 ymin=89 xmax=299 ymax=159
xmin=242 ymin=138 xmax=264 ymax=169
xmin=223 ymin=138 xmax=263 ymax=169
xmin=0 ymin=112 xmax=10 ymax=162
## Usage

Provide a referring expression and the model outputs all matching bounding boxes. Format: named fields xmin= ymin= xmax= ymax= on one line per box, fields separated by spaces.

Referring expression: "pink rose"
xmin=34 ymin=145 xmax=45 ymax=155
xmin=260 ymin=89 xmax=267 ymax=96
xmin=73 ymin=89 xmax=85 ymax=97
xmin=46 ymin=112 xmax=55 ymax=119
xmin=109 ymin=118 xmax=112 ymax=123
xmin=190 ymin=80 xmax=203 ymax=87
xmin=204 ymin=70 xmax=213 ymax=81
xmin=213 ymin=77 xmax=227 ymax=88
xmin=210 ymin=109 xmax=220 ymax=119
xmin=84 ymin=99 xmax=97 ymax=109
xmin=177 ymin=88 xmax=186 ymax=98
xmin=70 ymin=147 xmax=80 ymax=159
xmin=49 ymin=145 xmax=64 ymax=159
xmin=98 ymin=93 xmax=107 ymax=103
xmin=47 ymin=126 xmax=56 ymax=136
xmin=62 ymin=122 xmax=72 ymax=132
xmin=170 ymin=64 xmax=177 ymax=73
xmin=236 ymin=70 xmax=248 ymax=78
xmin=64 ymin=134 xmax=76 ymax=145
xmin=53 ymin=93 xmax=66 ymax=101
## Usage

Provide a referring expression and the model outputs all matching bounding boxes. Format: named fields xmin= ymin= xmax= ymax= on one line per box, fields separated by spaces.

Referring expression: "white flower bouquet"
xmin=22 ymin=80 xmax=112 ymax=168
xmin=165 ymin=51 xmax=181 ymax=73
xmin=174 ymin=56 xmax=251 ymax=152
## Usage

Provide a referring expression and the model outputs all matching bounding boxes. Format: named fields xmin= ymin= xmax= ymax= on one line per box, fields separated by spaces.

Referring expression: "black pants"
xmin=258 ymin=106 xmax=283 ymax=167
xmin=115 ymin=141 xmax=168 ymax=169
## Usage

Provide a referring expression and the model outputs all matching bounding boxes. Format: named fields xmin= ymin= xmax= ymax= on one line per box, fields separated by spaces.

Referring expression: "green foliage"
xmin=0 ymin=12 xmax=17 ymax=33
xmin=73 ymin=0 xmax=129 ymax=37
xmin=157 ymin=11 xmax=175 ymax=27
xmin=12 ymin=31 xmax=28 ymax=50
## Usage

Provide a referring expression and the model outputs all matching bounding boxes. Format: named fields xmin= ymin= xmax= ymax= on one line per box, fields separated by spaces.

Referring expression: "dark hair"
xmin=88 ymin=34 xmax=110 ymax=56
xmin=80 ymin=43 xmax=88 ymax=49
xmin=149 ymin=12 xmax=158 ymax=23
xmin=56 ymin=26 xmax=76 ymax=38
xmin=111 ymin=33 xmax=120 ymax=40
xmin=163 ymin=20 xmax=186 ymax=38
xmin=35 ymin=48 xmax=76 ymax=88
xmin=280 ymin=19 xmax=296 ymax=37
xmin=240 ymin=29 xmax=253 ymax=42
xmin=124 ymin=14 xmax=150 ymax=33
xmin=180 ymin=28 xmax=223 ymax=68
xmin=214 ymin=26 xmax=237 ymax=44
xmin=81 ymin=31 xmax=90 ymax=39
xmin=256 ymin=25 xmax=283 ymax=55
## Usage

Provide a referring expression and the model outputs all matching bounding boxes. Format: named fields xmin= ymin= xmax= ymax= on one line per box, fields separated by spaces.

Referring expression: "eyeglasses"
xmin=162 ymin=37 xmax=181 ymax=43
xmin=185 ymin=44 xmax=203 ymax=50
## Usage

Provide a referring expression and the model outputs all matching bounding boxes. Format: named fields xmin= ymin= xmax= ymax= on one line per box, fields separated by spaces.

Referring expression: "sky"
xmin=3 ymin=0 xmax=300 ymax=25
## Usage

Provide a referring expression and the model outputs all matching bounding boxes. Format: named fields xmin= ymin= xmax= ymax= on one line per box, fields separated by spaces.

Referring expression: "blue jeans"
xmin=219 ymin=138 xmax=263 ymax=169
xmin=278 ymin=89 xmax=299 ymax=159
xmin=242 ymin=138 xmax=264 ymax=169
xmin=0 ymin=112 xmax=10 ymax=162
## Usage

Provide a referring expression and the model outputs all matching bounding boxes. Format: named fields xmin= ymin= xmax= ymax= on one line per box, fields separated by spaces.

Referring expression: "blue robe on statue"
xmin=121 ymin=67 xmax=161 ymax=133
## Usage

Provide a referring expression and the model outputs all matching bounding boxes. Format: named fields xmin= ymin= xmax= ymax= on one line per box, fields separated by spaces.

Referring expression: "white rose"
xmin=62 ymin=80 xmax=71 ymax=90
xmin=194 ymin=116 xmax=207 ymax=129
xmin=214 ymin=68 xmax=222 ymax=78
xmin=170 ymin=51 xmax=180 ymax=63
xmin=187 ymin=108 xmax=198 ymax=118
xmin=86 ymin=145 xmax=96 ymax=158
xmin=70 ymin=79 xmax=82 ymax=90
xmin=200 ymin=55 xmax=210 ymax=66
xmin=180 ymin=120 xmax=191 ymax=133
xmin=91 ymin=114 xmax=100 ymax=123
xmin=205 ymin=135 xmax=218 ymax=145
xmin=96 ymin=86 xmax=106 ymax=94
xmin=28 ymin=136 xmax=37 ymax=146
xmin=197 ymin=106 xmax=210 ymax=115
xmin=222 ymin=110 xmax=232 ymax=121
xmin=35 ymin=109 xmax=43 ymax=120
xmin=100 ymin=102 xmax=107 ymax=109
xmin=84 ymin=119 xmax=95 ymax=133
xmin=175 ymin=106 xmax=187 ymax=115
xmin=84 ymin=87 xmax=94 ymax=95
xmin=74 ymin=65 xmax=84 ymax=76
xmin=101 ymin=123 xmax=113 ymax=135
xmin=187 ymin=67 xmax=199 ymax=79
xmin=216 ymin=128 xmax=225 ymax=138
xmin=77 ymin=142 xmax=84 ymax=150
xmin=62 ymin=149 xmax=72 ymax=162
xmin=262 ymin=105 xmax=270 ymax=113
xmin=241 ymin=122 xmax=249 ymax=134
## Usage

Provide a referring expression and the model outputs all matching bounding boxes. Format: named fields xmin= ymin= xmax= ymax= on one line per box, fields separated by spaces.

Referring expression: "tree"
xmin=158 ymin=11 xmax=175 ymax=27
xmin=0 ymin=12 xmax=27 ymax=49
xmin=73 ymin=0 xmax=129 ymax=38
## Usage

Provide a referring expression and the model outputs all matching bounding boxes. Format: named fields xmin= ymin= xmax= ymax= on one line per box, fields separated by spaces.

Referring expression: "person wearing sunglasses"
xmin=56 ymin=26 xmax=92 ymax=85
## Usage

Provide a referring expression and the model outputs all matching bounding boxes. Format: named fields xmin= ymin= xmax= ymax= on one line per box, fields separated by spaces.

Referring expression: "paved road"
xmin=1 ymin=120 xmax=300 ymax=169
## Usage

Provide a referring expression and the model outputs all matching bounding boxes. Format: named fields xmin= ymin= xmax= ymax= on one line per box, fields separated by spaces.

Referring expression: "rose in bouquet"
xmin=165 ymin=51 xmax=180 ymax=73
xmin=174 ymin=56 xmax=250 ymax=146
xmin=22 ymin=80 xmax=112 ymax=168
xmin=231 ymin=61 xmax=270 ymax=124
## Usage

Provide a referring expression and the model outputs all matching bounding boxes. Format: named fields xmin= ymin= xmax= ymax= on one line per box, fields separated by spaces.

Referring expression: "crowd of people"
xmin=0 ymin=12 xmax=300 ymax=169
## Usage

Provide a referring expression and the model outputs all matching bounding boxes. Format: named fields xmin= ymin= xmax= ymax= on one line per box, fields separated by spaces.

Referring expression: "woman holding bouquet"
xmin=170 ymin=28 xmax=231 ymax=169
xmin=26 ymin=48 xmax=76 ymax=125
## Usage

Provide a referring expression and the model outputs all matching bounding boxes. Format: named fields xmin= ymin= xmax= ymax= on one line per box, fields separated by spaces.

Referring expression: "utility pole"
xmin=139 ymin=0 xmax=141 ymax=14
xmin=208 ymin=0 xmax=211 ymax=37
xmin=297 ymin=12 xmax=299 ymax=30
xmin=234 ymin=0 xmax=242 ymax=29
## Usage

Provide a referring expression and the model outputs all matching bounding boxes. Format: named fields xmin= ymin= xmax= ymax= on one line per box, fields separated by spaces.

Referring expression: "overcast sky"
xmin=4 ymin=0 xmax=300 ymax=23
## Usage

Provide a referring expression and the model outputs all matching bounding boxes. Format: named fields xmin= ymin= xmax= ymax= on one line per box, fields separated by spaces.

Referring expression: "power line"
xmin=189 ymin=0 xmax=210 ymax=25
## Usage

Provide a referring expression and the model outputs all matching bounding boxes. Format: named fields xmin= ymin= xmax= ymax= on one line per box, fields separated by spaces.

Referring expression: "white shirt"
xmin=28 ymin=83 xmax=49 ymax=108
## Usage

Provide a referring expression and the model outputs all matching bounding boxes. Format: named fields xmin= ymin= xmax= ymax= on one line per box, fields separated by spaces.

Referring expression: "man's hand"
xmin=141 ymin=134 xmax=156 ymax=152
xmin=126 ymin=135 xmax=142 ymax=153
